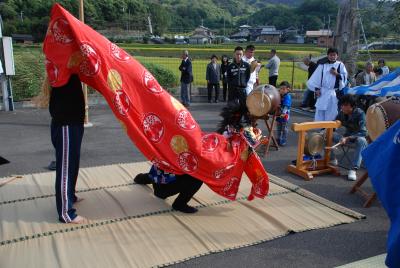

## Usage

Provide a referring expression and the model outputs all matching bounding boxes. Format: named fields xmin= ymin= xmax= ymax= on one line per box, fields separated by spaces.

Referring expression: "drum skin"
xmin=366 ymin=99 xmax=400 ymax=141
xmin=304 ymin=132 xmax=325 ymax=156
xmin=246 ymin=84 xmax=281 ymax=117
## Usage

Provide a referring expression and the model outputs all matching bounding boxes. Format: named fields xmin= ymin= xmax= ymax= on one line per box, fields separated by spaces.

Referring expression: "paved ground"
xmin=0 ymin=103 xmax=388 ymax=268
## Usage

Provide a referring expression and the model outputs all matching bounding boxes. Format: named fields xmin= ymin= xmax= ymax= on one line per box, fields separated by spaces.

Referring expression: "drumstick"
xmin=325 ymin=142 xmax=341 ymax=150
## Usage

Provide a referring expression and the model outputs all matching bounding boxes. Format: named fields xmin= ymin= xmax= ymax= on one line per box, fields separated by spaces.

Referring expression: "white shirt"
xmin=242 ymin=55 xmax=257 ymax=95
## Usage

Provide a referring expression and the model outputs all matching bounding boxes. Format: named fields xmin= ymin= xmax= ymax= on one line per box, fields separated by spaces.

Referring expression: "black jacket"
xmin=226 ymin=60 xmax=250 ymax=89
xmin=220 ymin=62 xmax=229 ymax=82
xmin=49 ymin=74 xmax=85 ymax=125
xmin=206 ymin=62 xmax=221 ymax=84
xmin=308 ymin=61 xmax=317 ymax=79
xmin=179 ymin=58 xmax=193 ymax=84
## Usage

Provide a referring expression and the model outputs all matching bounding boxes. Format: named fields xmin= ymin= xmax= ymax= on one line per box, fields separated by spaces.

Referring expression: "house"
xmin=282 ymin=26 xmax=305 ymax=44
xmin=306 ymin=30 xmax=334 ymax=47
xmin=189 ymin=26 xmax=214 ymax=44
xmin=11 ymin=34 xmax=34 ymax=44
xmin=230 ymin=25 xmax=251 ymax=41
xmin=230 ymin=25 xmax=281 ymax=43
xmin=256 ymin=26 xmax=281 ymax=44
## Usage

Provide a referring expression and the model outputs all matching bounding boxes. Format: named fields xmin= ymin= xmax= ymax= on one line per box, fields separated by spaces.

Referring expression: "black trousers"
xmin=269 ymin=75 xmax=278 ymax=87
xmin=51 ymin=121 xmax=84 ymax=222
xmin=227 ymin=86 xmax=251 ymax=125
xmin=153 ymin=174 xmax=203 ymax=206
xmin=222 ymin=81 xmax=228 ymax=101
xmin=207 ymin=83 xmax=220 ymax=102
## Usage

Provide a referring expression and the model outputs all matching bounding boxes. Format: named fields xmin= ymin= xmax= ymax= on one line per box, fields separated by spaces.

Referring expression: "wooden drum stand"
xmin=250 ymin=109 xmax=280 ymax=157
xmin=287 ymin=120 xmax=341 ymax=180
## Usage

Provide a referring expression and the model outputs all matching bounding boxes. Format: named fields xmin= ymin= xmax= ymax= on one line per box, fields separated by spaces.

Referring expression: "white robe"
xmin=242 ymin=55 xmax=257 ymax=95
xmin=307 ymin=61 xmax=347 ymax=121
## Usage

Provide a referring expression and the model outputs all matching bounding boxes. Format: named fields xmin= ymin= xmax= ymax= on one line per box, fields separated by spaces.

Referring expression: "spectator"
xmin=300 ymin=57 xmax=318 ymax=112
xmin=356 ymin=61 xmax=378 ymax=112
xmin=226 ymin=46 xmax=251 ymax=124
xmin=375 ymin=58 xmax=390 ymax=80
xmin=330 ymin=95 xmax=368 ymax=181
xmin=242 ymin=44 xmax=258 ymax=95
xmin=276 ymin=81 xmax=292 ymax=146
xmin=265 ymin=49 xmax=280 ymax=87
xmin=220 ymin=55 xmax=230 ymax=102
xmin=307 ymin=47 xmax=348 ymax=121
xmin=206 ymin=54 xmax=221 ymax=103
xmin=356 ymin=61 xmax=376 ymax=86
xmin=179 ymin=50 xmax=193 ymax=107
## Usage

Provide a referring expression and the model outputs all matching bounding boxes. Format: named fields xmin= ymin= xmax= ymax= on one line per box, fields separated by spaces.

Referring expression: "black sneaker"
xmin=172 ymin=203 xmax=198 ymax=213
xmin=134 ymin=173 xmax=152 ymax=184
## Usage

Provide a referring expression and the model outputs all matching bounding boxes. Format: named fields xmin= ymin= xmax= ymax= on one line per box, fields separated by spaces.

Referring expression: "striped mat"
xmin=0 ymin=162 xmax=365 ymax=267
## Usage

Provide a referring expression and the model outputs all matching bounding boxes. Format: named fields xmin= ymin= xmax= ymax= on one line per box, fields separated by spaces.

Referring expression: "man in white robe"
xmin=242 ymin=45 xmax=258 ymax=95
xmin=307 ymin=48 xmax=348 ymax=121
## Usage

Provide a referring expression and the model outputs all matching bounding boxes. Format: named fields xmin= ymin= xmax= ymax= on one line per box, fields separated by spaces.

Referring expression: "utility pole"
xmin=78 ymin=0 xmax=93 ymax=127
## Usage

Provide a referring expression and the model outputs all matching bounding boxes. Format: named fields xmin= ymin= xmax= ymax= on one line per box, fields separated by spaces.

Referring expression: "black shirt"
xmin=226 ymin=60 xmax=250 ymax=89
xmin=49 ymin=74 xmax=85 ymax=125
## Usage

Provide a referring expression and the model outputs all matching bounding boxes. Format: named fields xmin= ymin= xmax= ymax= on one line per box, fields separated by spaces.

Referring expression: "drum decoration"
xmin=246 ymin=84 xmax=280 ymax=117
xmin=366 ymin=98 xmax=400 ymax=141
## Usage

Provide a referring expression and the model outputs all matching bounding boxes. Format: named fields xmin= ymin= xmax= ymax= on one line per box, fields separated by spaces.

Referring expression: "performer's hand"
xmin=340 ymin=137 xmax=348 ymax=145
xmin=315 ymin=89 xmax=321 ymax=98
xmin=255 ymin=78 xmax=259 ymax=86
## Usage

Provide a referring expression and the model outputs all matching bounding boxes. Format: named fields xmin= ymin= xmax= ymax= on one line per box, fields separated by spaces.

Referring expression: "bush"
xmin=140 ymin=62 xmax=178 ymax=93
xmin=12 ymin=49 xmax=45 ymax=101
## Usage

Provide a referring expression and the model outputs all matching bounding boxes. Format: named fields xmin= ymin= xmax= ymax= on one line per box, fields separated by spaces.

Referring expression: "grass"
xmin=10 ymin=45 xmax=400 ymax=101
xmin=136 ymin=56 xmax=309 ymax=89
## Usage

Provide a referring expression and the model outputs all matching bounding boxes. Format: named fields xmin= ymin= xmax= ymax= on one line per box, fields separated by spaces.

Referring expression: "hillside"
xmin=0 ymin=0 xmax=396 ymax=41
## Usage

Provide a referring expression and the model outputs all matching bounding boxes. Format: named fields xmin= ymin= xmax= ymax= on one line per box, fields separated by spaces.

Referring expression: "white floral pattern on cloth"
xmin=176 ymin=110 xmax=197 ymax=130
xmin=143 ymin=70 xmax=164 ymax=94
xmin=214 ymin=164 xmax=235 ymax=180
xmin=220 ymin=177 xmax=240 ymax=199
xmin=51 ymin=18 xmax=74 ymax=44
xmin=45 ymin=59 xmax=59 ymax=85
xmin=109 ymin=43 xmax=131 ymax=61
xmin=143 ymin=113 xmax=165 ymax=143
xmin=178 ymin=152 xmax=198 ymax=173
xmin=113 ymin=90 xmax=131 ymax=117
xmin=201 ymin=134 xmax=220 ymax=152
xmin=79 ymin=42 xmax=101 ymax=77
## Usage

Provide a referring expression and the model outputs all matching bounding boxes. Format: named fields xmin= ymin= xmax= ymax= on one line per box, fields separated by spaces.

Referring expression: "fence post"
xmin=291 ymin=59 xmax=295 ymax=89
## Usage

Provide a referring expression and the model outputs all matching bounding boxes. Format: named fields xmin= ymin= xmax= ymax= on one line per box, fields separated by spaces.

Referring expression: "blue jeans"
xmin=180 ymin=82 xmax=190 ymax=105
xmin=276 ymin=121 xmax=288 ymax=144
xmin=332 ymin=132 xmax=368 ymax=169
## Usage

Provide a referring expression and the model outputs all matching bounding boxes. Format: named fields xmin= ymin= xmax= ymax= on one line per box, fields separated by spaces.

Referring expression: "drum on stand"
xmin=366 ymin=98 xmax=400 ymax=141
xmin=246 ymin=84 xmax=280 ymax=117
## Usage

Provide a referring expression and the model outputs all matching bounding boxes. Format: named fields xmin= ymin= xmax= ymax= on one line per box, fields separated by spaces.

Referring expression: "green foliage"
xmin=11 ymin=48 xmax=45 ymax=101
xmin=140 ymin=62 xmax=178 ymax=92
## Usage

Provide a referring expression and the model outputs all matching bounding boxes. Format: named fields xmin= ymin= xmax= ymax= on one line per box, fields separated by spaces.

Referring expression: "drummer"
xmin=242 ymin=45 xmax=258 ymax=95
xmin=330 ymin=95 xmax=368 ymax=181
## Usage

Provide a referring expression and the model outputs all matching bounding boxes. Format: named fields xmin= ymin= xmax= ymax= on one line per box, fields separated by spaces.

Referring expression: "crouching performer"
xmin=134 ymin=167 xmax=203 ymax=214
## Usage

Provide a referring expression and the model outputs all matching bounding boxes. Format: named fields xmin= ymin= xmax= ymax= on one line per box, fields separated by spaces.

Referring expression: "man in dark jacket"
xmin=179 ymin=50 xmax=193 ymax=107
xmin=226 ymin=46 xmax=251 ymax=123
xmin=330 ymin=95 xmax=368 ymax=181
xmin=206 ymin=54 xmax=221 ymax=103
xmin=300 ymin=57 xmax=317 ymax=111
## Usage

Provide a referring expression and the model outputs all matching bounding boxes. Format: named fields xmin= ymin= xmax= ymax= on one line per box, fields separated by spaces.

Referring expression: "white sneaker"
xmin=348 ymin=170 xmax=357 ymax=181
xmin=329 ymin=159 xmax=338 ymax=166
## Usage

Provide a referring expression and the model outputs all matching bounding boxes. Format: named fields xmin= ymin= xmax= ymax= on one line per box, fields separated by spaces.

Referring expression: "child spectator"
xmin=276 ymin=81 xmax=292 ymax=146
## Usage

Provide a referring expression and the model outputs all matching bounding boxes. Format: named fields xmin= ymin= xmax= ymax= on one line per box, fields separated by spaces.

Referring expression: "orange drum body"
xmin=246 ymin=84 xmax=281 ymax=117
xmin=366 ymin=99 xmax=400 ymax=141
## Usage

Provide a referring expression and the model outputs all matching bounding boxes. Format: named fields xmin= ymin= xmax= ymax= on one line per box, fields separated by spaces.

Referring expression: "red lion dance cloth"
xmin=43 ymin=4 xmax=269 ymax=201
